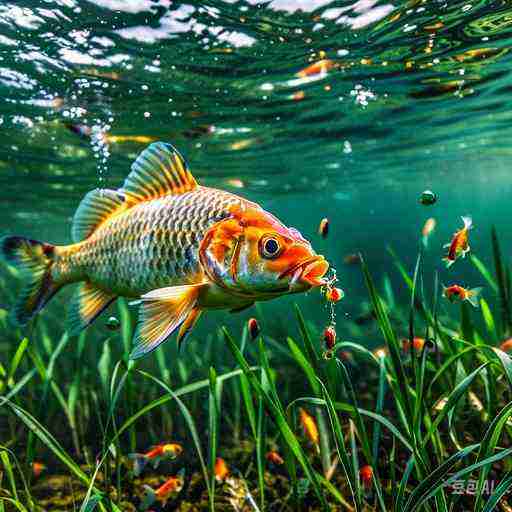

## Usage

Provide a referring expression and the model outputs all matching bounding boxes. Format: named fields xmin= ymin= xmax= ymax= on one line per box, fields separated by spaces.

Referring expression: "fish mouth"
xmin=280 ymin=256 xmax=329 ymax=288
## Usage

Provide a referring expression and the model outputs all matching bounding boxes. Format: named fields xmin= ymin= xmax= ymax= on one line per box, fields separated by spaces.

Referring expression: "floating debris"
xmin=265 ymin=450 xmax=284 ymax=465
xmin=421 ymin=217 xmax=436 ymax=247
xmin=419 ymin=190 xmax=437 ymax=205
xmin=105 ymin=316 xmax=120 ymax=330
xmin=247 ymin=317 xmax=260 ymax=340
xmin=318 ymin=217 xmax=329 ymax=238
xmin=225 ymin=178 xmax=244 ymax=188
xmin=215 ymin=457 xmax=230 ymax=482
xmin=443 ymin=216 xmax=472 ymax=268
xmin=443 ymin=284 xmax=482 ymax=308
xmin=291 ymin=90 xmax=305 ymax=101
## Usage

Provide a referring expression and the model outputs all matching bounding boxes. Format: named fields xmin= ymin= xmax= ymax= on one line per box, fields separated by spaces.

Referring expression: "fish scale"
xmin=62 ymin=186 xmax=246 ymax=296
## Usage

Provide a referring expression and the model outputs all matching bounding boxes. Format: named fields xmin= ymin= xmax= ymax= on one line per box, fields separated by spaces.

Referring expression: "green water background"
xmin=1 ymin=0 xmax=512 ymax=359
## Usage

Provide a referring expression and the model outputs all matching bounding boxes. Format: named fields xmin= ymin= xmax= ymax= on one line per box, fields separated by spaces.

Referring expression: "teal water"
xmin=1 ymin=0 xmax=512 ymax=350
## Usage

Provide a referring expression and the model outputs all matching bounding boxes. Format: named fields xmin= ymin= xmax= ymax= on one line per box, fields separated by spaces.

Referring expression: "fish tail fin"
xmin=462 ymin=216 xmax=473 ymax=230
xmin=442 ymin=257 xmax=454 ymax=269
xmin=0 ymin=236 xmax=61 ymax=325
xmin=140 ymin=485 xmax=157 ymax=510
xmin=128 ymin=453 xmax=148 ymax=476
xmin=466 ymin=287 xmax=483 ymax=308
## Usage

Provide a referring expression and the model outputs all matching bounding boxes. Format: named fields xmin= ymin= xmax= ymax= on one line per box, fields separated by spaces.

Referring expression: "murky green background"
xmin=1 ymin=0 xmax=512 ymax=355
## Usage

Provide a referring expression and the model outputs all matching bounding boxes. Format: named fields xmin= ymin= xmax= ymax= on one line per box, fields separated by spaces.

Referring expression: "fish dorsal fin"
xmin=121 ymin=142 xmax=197 ymax=205
xmin=72 ymin=188 xmax=126 ymax=242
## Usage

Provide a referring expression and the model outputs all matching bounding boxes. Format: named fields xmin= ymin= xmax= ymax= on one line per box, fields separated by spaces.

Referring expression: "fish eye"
xmin=260 ymin=236 xmax=282 ymax=259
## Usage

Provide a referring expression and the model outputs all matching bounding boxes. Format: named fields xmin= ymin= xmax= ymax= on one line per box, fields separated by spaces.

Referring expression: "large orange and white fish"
xmin=0 ymin=142 xmax=329 ymax=358
xmin=442 ymin=216 xmax=472 ymax=267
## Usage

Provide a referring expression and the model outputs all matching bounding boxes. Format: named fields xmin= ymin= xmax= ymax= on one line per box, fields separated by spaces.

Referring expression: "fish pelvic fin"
xmin=121 ymin=142 xmax=197 ymax=205
xmin=67 ymin=282 xmax=116 ymax=336
xmin=466 ymin=287 xmax=483 ymax=308
xmin=0 ymin=236 xmax=60 ymax=325
xmin=177 ymin=306 xmax=203 ymax=352
xmin=130 ymin=283 xmax=206 ymax=359
xmin=442 ymin=257 xmax=454 ymax=269
xmin=72 ymin=188 xmax=126 ymax=242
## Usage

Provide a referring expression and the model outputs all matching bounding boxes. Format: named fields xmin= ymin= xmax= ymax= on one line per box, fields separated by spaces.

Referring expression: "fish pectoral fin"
xmin=121 ymin=142 xmax=198 ymax=205
xmin=67 ymin=282 xmax=116 ymax=336
xmin=130 ymin=283 xmax=206 ymax=359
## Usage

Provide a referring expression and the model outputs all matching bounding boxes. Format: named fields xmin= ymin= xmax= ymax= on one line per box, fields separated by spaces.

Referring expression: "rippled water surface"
xmin=2 ymin=0 xmax=512 ymax=339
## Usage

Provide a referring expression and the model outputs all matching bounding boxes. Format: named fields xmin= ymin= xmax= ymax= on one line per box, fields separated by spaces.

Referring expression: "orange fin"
xmin=130 ymin=283 xmax=206 ymax=359
xmin=67 ymin=282 xmax=116 ymax=335
xmin=177 ymin=307 xmax=202 ymax=350
xmin=121 ymin=142 xmax=197 ymax=205
xmin=72 ymin=188 xmax=126 ymax=242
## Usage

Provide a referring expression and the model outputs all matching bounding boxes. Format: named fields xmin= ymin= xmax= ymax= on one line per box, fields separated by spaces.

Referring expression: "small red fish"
xmin=299 ymin=407 xmax=319 ymax=446
xmin=214 ymin=457 xmax=230 ymax=481
xmin=325 ymin=287 xmax=344 ymax=303
xmin=443 ymin=216 xmax=472 ymax=267
xmin=318 ymin=218 xmax=329 ymax=238
xmin=32 ymin=462 xmax=46 ymax=478
xmin=421 ymin=217 xmax=436 ymax=247
xmin=129 ymin=443 xmax=183 ymax=476
xmin=500 ymin=338 xmax=512 ymax=352
xmin=402 ymin=337 xmax=425 ymax=352
xmin=359 ymin=465 xmax=373 ymax=488
xmin=142 ymin=472 xmax=184 ymax=508
xmin=266 ymin=450 xmax=284 ymax=465
xmin=247 ymin=317 xmax=260 ymax=340
xmin=443 ymin=284 xmax=482 ymax=308
xmin=323 ymin=326 xmax=336 ymax=350
xmin=297 ymin=59 xmax=336 ymax=77
xmin=343 ymin=253 xmax=361 ymax=265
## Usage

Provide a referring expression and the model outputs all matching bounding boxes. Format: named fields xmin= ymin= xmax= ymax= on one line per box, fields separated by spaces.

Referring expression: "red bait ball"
xmin=325 ymin=287 xmax=344 ymax=303
xmin=248 ymin=317 xmax=260 ymax=340
xmin=318 ymin=218 xmax=329 ymax=238
xmin=323 ymin=326 xmax=336 ymax=350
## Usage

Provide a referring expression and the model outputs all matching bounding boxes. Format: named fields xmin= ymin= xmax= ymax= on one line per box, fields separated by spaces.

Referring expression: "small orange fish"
xmin=32 ymin=462 xmax=46 ymax=478
xmin=323 ymin=326 xmax=336 ymax=350
xmin=129 ymin=443 xmax=183 ymax=476
xmin=266 ymin=450 xmax=284 ymax=465
xmin=299 ymin=407 xmax=319 ymax=446
xmin=500 ymin=338 xmax=512 ymax=352
xmin=421 ymin=217 xmax=436 ymax=247
xmin=142 ymin=472 xmax=184 ymax=508
xmin=343 ymin=253 xmax=361 ymax=265
xmin=402 ymin=337 xmax=425 ymax=352
xmin=443 ymin=284 xmax=482 ymax=308
xmin=247 ymin=317 xmax=260 ymax=340
xmin=325 ymin=287 xmax=344 ymax=303
xmin=359 ymin=465 xmax=373 ymax=488
xmin=297 ymin=59 xmax=336 ymax=78
xmin=214 ymin=457 xmax=229 ymax=481
xmin=443 ymin=216 xmax=472 ymax=267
